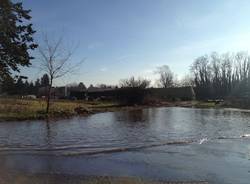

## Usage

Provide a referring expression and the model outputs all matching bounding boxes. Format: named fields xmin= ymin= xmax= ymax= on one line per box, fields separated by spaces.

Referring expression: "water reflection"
xmin=113 ymin=109 xmax=150 ymax=125
xmin=0 ymin=107 xmax=250 ymax=155
xmin=45 ymin=120 xmax=53 ymax=151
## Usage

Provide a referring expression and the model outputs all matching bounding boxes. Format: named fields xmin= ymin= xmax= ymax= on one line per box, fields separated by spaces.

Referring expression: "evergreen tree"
xmin=78 ymin=82 xmax=86 ymax=90
xmin=40 ymin=74 xmax=50 ymax=87
xmin=34 ymin=78 xmax=41 ymax=95
xmin=15 ymin=77 xmax=24 ymax=94
xmin=0 ymin=0 xmax=37 ymax=81
xmin=1 ymin=75 xmax=15 ymax=94
xmin=35 ymin=78 xmax=41 ymax=88
xmin=28 ymin=81 xmax=34 ymax=94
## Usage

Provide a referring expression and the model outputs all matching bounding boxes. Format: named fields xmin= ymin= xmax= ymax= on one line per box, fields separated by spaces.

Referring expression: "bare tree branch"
xmin=38 ymin=34 xmax=84 ymax=113
xmin=155 ymin=65 xmax=174 ymax=88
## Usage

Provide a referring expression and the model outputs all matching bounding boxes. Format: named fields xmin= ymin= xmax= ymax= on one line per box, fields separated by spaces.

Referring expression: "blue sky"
xmin=22 ymin=0 xmax=250 ymax=86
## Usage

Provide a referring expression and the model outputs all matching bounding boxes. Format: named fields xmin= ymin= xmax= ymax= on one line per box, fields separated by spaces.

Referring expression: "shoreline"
xmin=0 ymin=103 xmax=179 ymax=122
xmin=0 ymin=98 xmax=245 ymax=122
xmin=0 ymin=99 xmax=199 ymax=122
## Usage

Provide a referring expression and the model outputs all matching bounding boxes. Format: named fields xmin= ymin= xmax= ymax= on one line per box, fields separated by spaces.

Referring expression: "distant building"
xmin=38 ymin=86 xmax=196 ymax=101
xmin=147 ymin=86 xmax=195 ymax=101
xmin=69 ymin=86 xmax=196 ymax=101
xmin=37 ymin=82 xmax=88 ymax=99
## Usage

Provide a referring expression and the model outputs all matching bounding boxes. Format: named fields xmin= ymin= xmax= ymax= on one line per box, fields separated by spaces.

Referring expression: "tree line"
xmin=119 ymin=51 xmax=250 ymax=101
xmin=190 ymin=52 xmax=250 ymax=100
xmin=0 ymin=74 xmax=50 ymax=95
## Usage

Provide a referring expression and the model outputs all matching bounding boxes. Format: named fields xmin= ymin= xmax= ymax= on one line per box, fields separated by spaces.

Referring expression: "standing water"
xmin=0 ymin=107 xmax=250 ymax=183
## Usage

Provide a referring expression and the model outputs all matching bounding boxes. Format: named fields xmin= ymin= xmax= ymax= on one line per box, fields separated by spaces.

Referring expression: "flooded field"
xmin=0 ymin=107 xmax=250 ymax=184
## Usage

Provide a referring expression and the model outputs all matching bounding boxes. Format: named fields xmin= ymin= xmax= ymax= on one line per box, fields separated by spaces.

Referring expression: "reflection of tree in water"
xmin=127 ymin=109 xmax=145 ymax=122
xmin=45 ymin=120 xmax=52 ymax=147
xmin=118 ymin=109 xmax=143 ymax=121
xmin=113 ymin=109 xmax=151 ymax=127
xmin=42 ymin=120 xmax=58 ymax=174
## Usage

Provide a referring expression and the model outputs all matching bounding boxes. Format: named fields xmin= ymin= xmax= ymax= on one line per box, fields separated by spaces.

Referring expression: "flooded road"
xmin=0 ymin=107 xmax=250 ymax=183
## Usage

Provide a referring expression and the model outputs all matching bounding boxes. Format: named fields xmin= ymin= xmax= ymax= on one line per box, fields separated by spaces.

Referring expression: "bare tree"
xmin=179 ymin=74 xmax=194 ymax=87
xmin=190 ymin=55 xmax=212 ymax=99
xmin=39 ymin=35 xmax=83 ymax=113
xmin=190 ymin=51 xmax=250 ymax=99
xmin=155 ymin=65 xmax=174 ymax=88
xmin=120 ymin=76 xmax=150 ymax=88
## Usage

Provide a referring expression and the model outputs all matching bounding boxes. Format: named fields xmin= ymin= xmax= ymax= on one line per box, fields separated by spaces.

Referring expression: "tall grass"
xmin=0 ymin=98 xmax=116 ymax=121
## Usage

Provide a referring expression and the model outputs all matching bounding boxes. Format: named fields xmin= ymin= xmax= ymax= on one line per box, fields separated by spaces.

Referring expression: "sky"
xmin=21 ymin=0 xmax=250 ymax=86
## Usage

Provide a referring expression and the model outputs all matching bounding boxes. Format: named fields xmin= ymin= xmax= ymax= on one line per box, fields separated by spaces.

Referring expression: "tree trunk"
xmin=46 ymin=78 xmax=53 ymax=114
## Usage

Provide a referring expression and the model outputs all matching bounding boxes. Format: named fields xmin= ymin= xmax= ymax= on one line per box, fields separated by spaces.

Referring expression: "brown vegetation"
xmin=0 ymin=98 xmax=116 ymax=121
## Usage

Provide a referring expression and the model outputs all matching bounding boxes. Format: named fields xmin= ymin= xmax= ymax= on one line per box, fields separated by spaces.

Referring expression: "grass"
xmin=193 ymin=101 xmax=216 ymax=108
xmin=0 ymin=98 xmax=117 ymax=121
xmin=0 ymin=97 xmax=221 ymax=122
